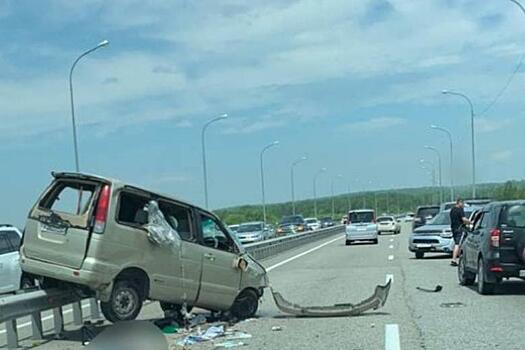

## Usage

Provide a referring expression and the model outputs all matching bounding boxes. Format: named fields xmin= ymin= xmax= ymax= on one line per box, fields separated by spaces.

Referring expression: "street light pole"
xmin=442 ymin=90 xmax=476 ymax=198
xmin=260 ymin=141 xmax=279 ymax=225
xmin=290 ymin=156 xmax=307 ymax=215
xmin=331 ymin=174 xmax=343 ymax=219
xmin=69 ymin=40 xmax=109 ymax=172
xmin=420 ymin=159 xmax=436 ymax=204
xmin=424 ymin=146 xmax=443 ymax=203
xmin=201 ymin=114 xmax=228 ymax=208
xmin=313 ymin=168 xmax=327 ymax=218
xmin=431 ymin=125 xmax=454 ymax=201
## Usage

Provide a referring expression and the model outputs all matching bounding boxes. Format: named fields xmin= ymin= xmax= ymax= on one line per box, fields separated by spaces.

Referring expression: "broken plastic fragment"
xmin=416 ymin=285 xmax=443 ymax=293
xmin=144 ymin=201 xmax=181 ymax=250
xmin=271 ymin=280 xmax=391 ymax=317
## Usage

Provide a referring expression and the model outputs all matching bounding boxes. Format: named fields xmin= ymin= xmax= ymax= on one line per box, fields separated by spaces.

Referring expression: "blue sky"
xmin=2 ymin=0 xmax=525 ymax=226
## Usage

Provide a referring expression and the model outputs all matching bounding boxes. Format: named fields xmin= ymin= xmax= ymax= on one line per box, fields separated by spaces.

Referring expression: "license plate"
xmin=520 ymin=270 xmax=525 ymax=278
xmin=416 ymin=243 xmax=431 ymax=248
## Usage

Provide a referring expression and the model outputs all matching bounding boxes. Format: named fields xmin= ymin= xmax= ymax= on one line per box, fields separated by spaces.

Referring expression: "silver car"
xmin=0 ymin=226 xmax=24 ymax=294
xmin=236 ymin=222 xmax=266 ymax=244
xmin=345 ymin=210 xmax=378 ymax=245
xmin=409 ymin=207 xmax=479 ymax=259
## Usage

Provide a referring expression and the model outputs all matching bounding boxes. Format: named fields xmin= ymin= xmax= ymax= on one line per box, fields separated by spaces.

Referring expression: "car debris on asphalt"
xmin=416 ymin=285 xmax=443 ymax=293
xmin=270 ymin=279 xmax=392 ymax=317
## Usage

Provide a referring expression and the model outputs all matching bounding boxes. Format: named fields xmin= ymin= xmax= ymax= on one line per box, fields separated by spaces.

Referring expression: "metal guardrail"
xmin=244 ymin=224 xmax=344 ymax=260
xmin=0 ymin=224 xmax=343 ymax=349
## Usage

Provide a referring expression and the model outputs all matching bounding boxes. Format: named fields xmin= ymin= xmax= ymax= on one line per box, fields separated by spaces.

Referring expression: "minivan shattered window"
xmin=145 ymin=201 xmax=181 ymax=250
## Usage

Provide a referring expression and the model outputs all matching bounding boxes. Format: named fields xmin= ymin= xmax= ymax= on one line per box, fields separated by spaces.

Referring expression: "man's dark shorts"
xmin=453 ymin=230 xmax=463 ymax=245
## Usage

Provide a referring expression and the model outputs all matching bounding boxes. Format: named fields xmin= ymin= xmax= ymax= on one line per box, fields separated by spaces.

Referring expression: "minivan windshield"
xmin=237 ymin=224 xmax=263 ymax=233
xmin=349 ymin=211 xmax=374 ymax=223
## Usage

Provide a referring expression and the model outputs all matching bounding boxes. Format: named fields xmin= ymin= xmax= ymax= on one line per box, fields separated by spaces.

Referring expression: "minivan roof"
xmin=349 ymin=209 xmax=374 ymax=213
xmin=52 ymin=171 xmax=218 ymax=219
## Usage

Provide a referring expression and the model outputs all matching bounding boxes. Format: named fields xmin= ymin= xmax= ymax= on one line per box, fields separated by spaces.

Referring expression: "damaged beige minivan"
xmin=20 ymin=172 xmax=268 ymax=322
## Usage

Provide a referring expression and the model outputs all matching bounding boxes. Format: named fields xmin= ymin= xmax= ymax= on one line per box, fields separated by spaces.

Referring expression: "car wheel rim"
xmin=114 ymin=289 xmax=136 ymax=318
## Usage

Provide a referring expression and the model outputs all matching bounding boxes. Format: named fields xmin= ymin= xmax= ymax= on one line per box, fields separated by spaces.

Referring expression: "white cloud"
xmin=476 ymin=118 xmax=513 ymax=133
xmin=342 ymin=117 xmax=407 ymax=132
xmin=490 ymin=150 xmax=513 ymax=161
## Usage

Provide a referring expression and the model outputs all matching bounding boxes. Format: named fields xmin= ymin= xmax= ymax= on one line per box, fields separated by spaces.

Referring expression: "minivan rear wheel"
xmin=101 ymin=280 xmax=143 ymax=322
xmin=230 ymin=289 xmax=259 ymax=320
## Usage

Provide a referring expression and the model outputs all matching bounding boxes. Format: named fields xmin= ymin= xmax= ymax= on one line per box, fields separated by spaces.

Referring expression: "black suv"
xmin=458 ymin=201 xmax=525 ymax=294
xmin=413 ymin=205 xmax=440 ymax=230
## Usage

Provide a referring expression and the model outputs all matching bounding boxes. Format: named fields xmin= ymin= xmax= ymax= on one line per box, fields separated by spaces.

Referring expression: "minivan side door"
xmin=195 ymin=212 xmax=242 ymax=310
xmin=466 ymin=211 xmax=484 ymax=268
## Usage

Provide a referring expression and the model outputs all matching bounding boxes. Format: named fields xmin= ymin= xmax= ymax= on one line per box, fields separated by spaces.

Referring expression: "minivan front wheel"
xmin=101 ymin=281 xmax=143 ymax=322
xmin=230 ymin=289 xmax=259 ymax=320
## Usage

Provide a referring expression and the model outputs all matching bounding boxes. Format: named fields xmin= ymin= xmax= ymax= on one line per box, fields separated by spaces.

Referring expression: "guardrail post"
xmin=53 ymin=307 xmax=64 ymax=338
xmin=89 ymin=298 xmax=101 ymax=319
xmin=6 ymin=319 xmax=18 ymax=349
xmin=31 ymin=311 xmax=43 ymax=340
xmin=72 ymin=301 xmax=83 ymax=325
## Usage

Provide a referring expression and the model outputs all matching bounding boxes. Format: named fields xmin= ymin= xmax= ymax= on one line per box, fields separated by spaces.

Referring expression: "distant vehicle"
xmin=413 ymin=206 xmax=440 ymax=230
xmin=304 ymin=217 xmax=321 ymax=231
xmin=341 ymin=216 xmax=348 ymax=225
xmin=377 ymin=216 xmax=400 ymax=235
xmin=236 ymin=222 xmax=266 ymax=244
xmin=264 ymin=224 xmax=276 ymax=239
xmin=409 ymin=207 xmax=479 ymax=259
xmin=404 ymin=212 xmax=415 ymax=222
xmin=319 ymin=217 xmax=335 ymax=228
xmin=276 ymin=224 xmax=295 ymax=236
xmin=458 ymin=201 xmax=525 ymax=294
xmin=0 ymin=226 xmax=32 ymax=294
xmin=345 ymin=209 xmax=378 ymax=245
xmin=279 ymin=215 xmax=307 ymax=233
xmin=228 ymin=224 xmax=240 ymax=232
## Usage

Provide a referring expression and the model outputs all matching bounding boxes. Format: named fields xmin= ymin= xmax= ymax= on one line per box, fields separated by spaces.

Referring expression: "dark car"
xmin=458 ymin=201 xmax=525 ymax=294
xmin=413 ymin=205 xmax=440 ymax=230
xmin=319 ymin=217 xmax=335 ymax=228
xmin=278 ymin=215 xmax=307 ymax=234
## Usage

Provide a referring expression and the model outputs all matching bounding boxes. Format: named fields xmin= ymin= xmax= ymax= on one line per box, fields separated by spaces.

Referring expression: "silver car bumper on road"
xmin=408 ymin=235 xmax=454 ymax=253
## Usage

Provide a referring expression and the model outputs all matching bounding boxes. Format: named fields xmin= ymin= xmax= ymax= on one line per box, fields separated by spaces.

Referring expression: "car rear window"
xmin=237 ymin=224 xmax=263 ymax=232
xmin=417 ymin=207 xmax=439 ymax=218
xmin=5 ymin=231 xmax=21 ymax=249
xmin=0 ymin=233 xmax=13 ymax=254
xmin=349 ymin=211 xmax=374 ymax=223
xmin=280 ymin=216 xmax=304 ymax=224
xmin=501 ymin=204 xmax=525 ymax=228
xmin=378 ymin=217 xmax=393 ymax=222
xmin=117 ymin=192 xmax=150 ymax=225
xmin=40 ymin=181 xmax=97 ymax=216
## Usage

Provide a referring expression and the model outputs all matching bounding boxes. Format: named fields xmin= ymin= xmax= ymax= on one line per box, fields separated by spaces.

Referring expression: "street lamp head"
xmin=430 ymin=124 xmax=437 ymax=129
xmin=321 ymin=167 xmax=327 ymax=172
xmin=97 ymin=40 xmax=110 ymax=48
xmin=218 ymin=113 xmax=228 ymax=120
xmin=301 ymin=156 xmax=307 ymax=160
xmin=441 ymin=89 xmax=449 ymax=94
xmin=272 ymin=140 xmax=280 ymax=145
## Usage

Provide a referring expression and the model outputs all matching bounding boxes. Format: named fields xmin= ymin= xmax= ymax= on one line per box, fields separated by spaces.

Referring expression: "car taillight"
xmin=490 ymin=228 xmax=500 ymax=248
xmin=93 ymin=184 xmax=111 ymax=234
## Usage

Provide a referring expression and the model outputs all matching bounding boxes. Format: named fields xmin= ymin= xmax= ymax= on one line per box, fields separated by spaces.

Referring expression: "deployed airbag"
xmin=144 ymin=200 xmax=181 ymax=250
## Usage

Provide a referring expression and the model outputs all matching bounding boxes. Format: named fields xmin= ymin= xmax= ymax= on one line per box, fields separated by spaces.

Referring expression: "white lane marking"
xmin=388 ymin=255 xmax=394 ymax=261
xmin=389 ymin=245 xmax=394 ymax=249
xmin=267 ymin=235 xmax=344 ymax=272
xmin=385 ymin=324 xmax=401 ymax=350
xmin=385 ymin=274 xmax=394 ymax=284
xmin=389 ymin=238 xmax=394 ymax=242
xmin=0 ymin=302 xmax=91 ymax=334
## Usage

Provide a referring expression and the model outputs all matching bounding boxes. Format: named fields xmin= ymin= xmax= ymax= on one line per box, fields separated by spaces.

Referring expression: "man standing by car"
xmin=450 ymin=198 xmax=471 ymax=266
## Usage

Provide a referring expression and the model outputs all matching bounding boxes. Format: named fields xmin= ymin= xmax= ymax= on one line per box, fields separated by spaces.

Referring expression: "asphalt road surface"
xmin=5 ymin=222 xmax=525 ymax=349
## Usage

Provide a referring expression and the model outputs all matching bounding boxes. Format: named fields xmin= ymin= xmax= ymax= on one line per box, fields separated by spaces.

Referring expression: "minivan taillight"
xmin=490 ymin=228 xmax=501 ymax=248
xmin=94 ymin=185 xmax=110 ymax=234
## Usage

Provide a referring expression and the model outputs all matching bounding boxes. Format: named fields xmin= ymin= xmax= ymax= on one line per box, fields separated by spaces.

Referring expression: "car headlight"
xmin=440 ymin=230 xmax=453 ymax=238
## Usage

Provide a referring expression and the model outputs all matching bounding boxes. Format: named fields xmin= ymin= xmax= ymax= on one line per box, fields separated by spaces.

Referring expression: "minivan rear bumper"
xmin=20 ymin=252 xmax=108 ymax=290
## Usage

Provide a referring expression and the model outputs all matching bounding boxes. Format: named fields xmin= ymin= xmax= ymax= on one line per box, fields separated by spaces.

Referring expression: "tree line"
xmin=214 ymin=180 xmax=525 ymax=226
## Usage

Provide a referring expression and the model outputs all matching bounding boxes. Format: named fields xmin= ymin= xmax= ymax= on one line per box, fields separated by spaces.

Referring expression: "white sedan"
xmin=377 ymin=216 xmax=400 ymax=235
xmin=304 ymin=217 xmax=321 ymax=231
